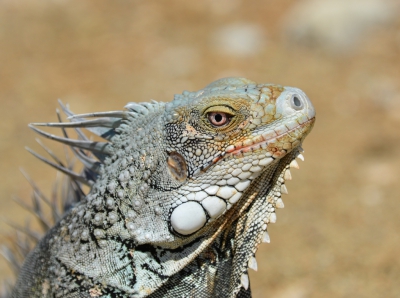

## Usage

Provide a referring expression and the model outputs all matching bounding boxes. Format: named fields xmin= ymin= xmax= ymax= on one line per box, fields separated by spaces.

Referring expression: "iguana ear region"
xmin=167 ymin=151 xmax=188 ymax=182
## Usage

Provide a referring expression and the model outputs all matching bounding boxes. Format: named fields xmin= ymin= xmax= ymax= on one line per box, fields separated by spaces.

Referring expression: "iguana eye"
xmin=208 ymin=112 xmax=231 ymax=126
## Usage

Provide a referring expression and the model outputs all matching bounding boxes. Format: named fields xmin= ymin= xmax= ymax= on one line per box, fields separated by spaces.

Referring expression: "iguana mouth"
xmin=225 ymin=117 xmax=315 ymax=157
xmin=201 ymin=118 xmax=314 ymax=172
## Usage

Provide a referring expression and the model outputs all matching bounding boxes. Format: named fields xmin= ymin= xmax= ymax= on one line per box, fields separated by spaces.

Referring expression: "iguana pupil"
xmin=208 ymin=111 xmax=230 ymax=126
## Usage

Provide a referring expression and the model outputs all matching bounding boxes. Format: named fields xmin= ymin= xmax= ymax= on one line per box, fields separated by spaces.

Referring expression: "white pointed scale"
xmin=241 ymin=274 xmax=249 ymax=290
xmin=276 ymin=198 xmax=285 ymax=209
xmin=269 ymin=213 xmax=277 ymax=223
xmin=297 ymin=153 xmax=305 ymax=161
xmin=290 ymin=159 xmax=300 ymax=169
xmin=248 ymin=256 xmax=258 ymax=272
xmin=281 ymin=184 xmax=288 ymax=194
xmin=284 ymin=169 xmax=292 ymax=181
xmin=262 ymin=231 xmax=270 ymax=243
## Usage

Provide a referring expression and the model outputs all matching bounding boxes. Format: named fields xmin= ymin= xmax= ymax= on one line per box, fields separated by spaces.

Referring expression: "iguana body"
xmin=11 ymin=77 xmax=315 ymax=298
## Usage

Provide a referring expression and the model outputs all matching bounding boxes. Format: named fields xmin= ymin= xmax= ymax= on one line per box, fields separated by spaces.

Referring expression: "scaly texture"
xmin=10 ymin=77 xmax=315 ymax=298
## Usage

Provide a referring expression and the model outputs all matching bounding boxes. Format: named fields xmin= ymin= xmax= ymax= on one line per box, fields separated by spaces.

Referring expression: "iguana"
xmin=9 ymin=77 xmax=315 ymax=297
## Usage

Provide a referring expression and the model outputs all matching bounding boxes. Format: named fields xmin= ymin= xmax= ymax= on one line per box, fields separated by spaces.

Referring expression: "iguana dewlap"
xmin=11 ymin=77 xmax=315 ymax=298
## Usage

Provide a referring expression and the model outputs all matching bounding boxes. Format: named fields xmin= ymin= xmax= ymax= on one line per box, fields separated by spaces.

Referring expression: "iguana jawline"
xmin=226 ymin=118 xmax=315 ymax=156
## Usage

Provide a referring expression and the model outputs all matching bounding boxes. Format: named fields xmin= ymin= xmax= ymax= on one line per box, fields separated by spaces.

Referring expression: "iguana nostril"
xmin=291 ymin=95 xmax=303 ymax=110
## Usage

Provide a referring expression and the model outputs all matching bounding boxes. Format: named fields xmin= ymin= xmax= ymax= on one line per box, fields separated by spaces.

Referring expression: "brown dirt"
xmin=1 ymin=1 xmax=399 ymax=297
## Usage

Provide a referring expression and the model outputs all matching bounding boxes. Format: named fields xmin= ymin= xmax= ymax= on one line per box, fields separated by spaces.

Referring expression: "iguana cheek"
xmin=201 ymin=196 xmax=226 ymax=218
xmin=170 ymin=201 xmax=207 ymax=235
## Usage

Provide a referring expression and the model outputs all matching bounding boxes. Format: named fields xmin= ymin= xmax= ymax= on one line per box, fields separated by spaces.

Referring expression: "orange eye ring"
xmin=208 ymin=112 xmax=231 ymax=127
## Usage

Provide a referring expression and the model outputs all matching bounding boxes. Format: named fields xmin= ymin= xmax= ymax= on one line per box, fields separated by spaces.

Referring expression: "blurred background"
xmin=1 ymin=0 xmax=399 ymax=297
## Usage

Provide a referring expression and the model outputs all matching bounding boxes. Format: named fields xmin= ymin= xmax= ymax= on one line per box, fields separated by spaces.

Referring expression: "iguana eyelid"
xmin=203 ymin=105 xmax=236 ymax=116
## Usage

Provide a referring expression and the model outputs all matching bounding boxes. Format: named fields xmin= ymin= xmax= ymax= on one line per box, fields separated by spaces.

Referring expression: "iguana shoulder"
xmin=10 ymin=77 xmax=315 ymax=298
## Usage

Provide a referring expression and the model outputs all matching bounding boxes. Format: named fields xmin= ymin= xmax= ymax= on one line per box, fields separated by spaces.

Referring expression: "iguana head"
xmin=160 ymin=77 xmax=315 ymax=237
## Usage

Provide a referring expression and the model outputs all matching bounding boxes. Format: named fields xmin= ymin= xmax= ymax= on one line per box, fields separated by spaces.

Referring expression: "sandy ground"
xmin=0 ymin=1 xmax=400 ymax=297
